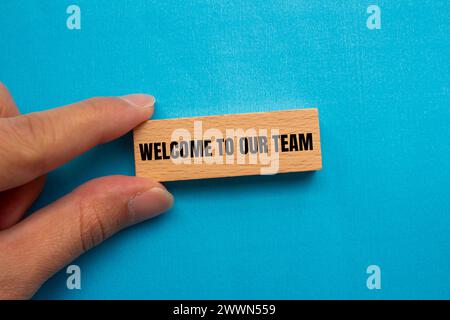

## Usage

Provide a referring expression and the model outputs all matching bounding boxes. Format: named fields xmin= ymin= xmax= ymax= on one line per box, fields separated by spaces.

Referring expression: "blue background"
xmin=0 ymin=1 xmax=449 ymax=299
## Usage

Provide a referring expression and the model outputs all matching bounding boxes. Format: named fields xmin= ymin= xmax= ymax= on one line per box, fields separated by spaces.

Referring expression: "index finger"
xmin=0 ymin=94 xmax=154 ymax=191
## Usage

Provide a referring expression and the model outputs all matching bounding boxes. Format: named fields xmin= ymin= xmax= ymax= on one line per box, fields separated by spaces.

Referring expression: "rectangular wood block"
xmin=133 ymin=108 xmax=322 ymax=181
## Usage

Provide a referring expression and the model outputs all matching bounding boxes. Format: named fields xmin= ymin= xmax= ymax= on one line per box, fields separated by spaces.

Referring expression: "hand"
xmin=0 ymin=83 xmax=174 ymax=299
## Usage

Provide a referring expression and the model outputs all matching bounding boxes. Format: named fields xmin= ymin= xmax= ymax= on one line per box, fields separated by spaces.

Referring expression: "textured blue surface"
xmin=0 ymin=1 xmax=449 ymax=299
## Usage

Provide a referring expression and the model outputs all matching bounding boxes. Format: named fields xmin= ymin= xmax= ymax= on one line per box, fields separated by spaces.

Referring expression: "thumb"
xmin=0 ymin=175 xmax=173 ymax=299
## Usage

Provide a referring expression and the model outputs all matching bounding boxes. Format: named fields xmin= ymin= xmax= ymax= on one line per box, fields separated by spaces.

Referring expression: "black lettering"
xmin=239 ymin=137 xmax=249 ymax=155
xmin=154 ymin=142 xmax=162 ymax=160
xmin=258 ymin=136 xmax=268 ymax=153
xmin=280 ymin=134 xmax=289 ymax=152
xmin=299 ymin=133 xmax=313 ymax=151
xmin=204 ymin=140 xmax=212 ymax=157
xmin=170 ymin=141 xmax=179 ymax=159
xmin=161 ymin=142 xmax=170 ymax=160
xmin=190 ymin=140 xmax=203 ymax=158
xmin=272 ymin=135 xmax=279 ymax=152
xmin=225 ymin=138 xmax=234 ymax=155
xmin=179 ymin=141 xmax=189 ymax=158
xmin=139 ymin=143 xmax=152 ymax=161
xmin=248 ymin=137 xmax=258 ymax=154
xmin=289 ymin=133 xmax=299 ymax=151
xmin=216 ymin=138 xmax=224 ymax=156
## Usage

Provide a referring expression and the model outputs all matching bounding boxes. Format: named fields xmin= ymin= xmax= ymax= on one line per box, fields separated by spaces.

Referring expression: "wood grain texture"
xmin=134 ymin=109 xmax=322 ymax=181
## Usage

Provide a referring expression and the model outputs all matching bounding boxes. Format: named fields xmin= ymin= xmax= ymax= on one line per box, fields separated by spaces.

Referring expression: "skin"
xmin=0 ymin=83 xmax=174 ymax=299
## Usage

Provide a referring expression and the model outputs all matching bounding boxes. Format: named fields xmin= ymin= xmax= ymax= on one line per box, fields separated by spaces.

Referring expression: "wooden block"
xmin=133 ymin=108 xmax=322 ymax=181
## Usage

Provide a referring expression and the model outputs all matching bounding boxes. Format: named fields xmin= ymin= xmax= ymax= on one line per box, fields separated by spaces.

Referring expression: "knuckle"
xmin=76 ymin=195 xmax=109 ymax=252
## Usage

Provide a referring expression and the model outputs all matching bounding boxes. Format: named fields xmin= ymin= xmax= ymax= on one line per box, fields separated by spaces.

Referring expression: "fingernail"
xmin=128 ymin=187 xmax=174 ymax=223
xmin=120 ymin=94 xmax=155 ymax=108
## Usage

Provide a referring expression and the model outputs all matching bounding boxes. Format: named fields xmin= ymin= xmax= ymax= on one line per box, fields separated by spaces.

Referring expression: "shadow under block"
xmin=133 ymin=109 xmax=322 ymax=182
